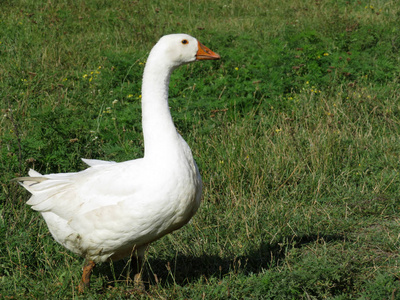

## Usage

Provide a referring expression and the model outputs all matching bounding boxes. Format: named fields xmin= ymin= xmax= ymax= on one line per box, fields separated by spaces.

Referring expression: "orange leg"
xmin=78 ymin=260 xmax=96 ymax=293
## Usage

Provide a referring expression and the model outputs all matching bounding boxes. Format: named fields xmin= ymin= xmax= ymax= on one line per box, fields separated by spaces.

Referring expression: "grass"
xmin=1 ymin=0 xmax=400 ymax=298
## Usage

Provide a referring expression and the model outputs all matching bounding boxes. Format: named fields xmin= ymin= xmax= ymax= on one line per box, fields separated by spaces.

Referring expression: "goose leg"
xmin=133 ymin=255 xmax=145 ymax=291
xmin=132 ymin=245 xmax=148 ymax=291
xmin=79 ymin=260 xmax=96 ymax=293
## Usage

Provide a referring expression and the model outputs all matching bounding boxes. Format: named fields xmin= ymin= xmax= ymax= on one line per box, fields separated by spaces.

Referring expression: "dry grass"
xmin=1 ymin=0 xmax=400 ymax=298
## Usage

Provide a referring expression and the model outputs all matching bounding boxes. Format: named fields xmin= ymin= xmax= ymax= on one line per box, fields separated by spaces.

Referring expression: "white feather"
xmin=13 ymin=33 xmax=217 ymax=263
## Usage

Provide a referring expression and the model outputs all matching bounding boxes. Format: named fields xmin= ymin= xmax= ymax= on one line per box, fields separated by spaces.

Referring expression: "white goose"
xmin=14 ymin=34 xmax=220 ymax=291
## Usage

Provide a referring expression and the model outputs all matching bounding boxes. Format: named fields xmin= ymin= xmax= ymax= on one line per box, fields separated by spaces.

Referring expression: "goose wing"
xmin=15 ymin=159 xmax=149 ymax=221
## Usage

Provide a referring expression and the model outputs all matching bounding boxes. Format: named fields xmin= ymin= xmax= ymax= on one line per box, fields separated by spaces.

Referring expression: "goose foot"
xmin=134 ymin=272 xmax=145 ymax=292
xmin=78 ymin=260 xmax=96 ymax=293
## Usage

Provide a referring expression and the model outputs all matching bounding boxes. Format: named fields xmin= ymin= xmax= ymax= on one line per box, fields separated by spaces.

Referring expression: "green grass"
xmin=1 ymin=0 xmax=400 ymax=298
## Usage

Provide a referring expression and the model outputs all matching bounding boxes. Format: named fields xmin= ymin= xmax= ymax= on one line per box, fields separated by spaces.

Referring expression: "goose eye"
xmin=181 ymin=39 xmax=189 ymax=45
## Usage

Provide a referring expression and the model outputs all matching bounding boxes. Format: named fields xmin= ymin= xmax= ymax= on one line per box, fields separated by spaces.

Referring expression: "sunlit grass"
xmin=1 ymin=0 xmax=400 ymax=298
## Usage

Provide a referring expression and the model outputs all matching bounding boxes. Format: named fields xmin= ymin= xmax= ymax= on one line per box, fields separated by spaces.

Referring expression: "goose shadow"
xmin=97 ymin=232 xmax=345 ymax=288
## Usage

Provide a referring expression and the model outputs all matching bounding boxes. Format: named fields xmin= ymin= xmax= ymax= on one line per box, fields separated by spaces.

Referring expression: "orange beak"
xmin=196 ymin=41 xmax=220 ymax=60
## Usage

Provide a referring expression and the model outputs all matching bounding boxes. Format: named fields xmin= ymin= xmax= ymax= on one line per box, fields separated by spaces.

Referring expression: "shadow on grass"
xmin=97 ymin=233 xmax=346 ymax=289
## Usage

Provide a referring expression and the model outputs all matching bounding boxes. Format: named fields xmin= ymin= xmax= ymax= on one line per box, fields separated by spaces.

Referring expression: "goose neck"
xmin=141 ymin=60 xmax=179 ymax=159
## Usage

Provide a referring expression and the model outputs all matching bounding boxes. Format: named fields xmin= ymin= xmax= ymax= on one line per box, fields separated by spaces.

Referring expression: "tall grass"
xmin=1 ymin=0 xmax=400 ymax=298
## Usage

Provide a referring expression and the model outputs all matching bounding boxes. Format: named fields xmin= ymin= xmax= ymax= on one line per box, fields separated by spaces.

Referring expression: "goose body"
xmin=15 ymin=34 xmax=220 ymax=290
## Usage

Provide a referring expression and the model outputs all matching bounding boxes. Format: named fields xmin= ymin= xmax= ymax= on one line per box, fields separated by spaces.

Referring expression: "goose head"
xmin=148 ymin=34 xmax=220 ymax=69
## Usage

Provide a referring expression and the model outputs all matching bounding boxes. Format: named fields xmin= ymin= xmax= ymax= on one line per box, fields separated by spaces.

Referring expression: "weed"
xmin=1 ymin=0 xmax=400 ymax=298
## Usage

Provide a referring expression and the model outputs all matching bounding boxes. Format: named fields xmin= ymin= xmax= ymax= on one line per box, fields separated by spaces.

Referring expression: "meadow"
xmin=1 ymin=0 xmax=400 ymax=298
